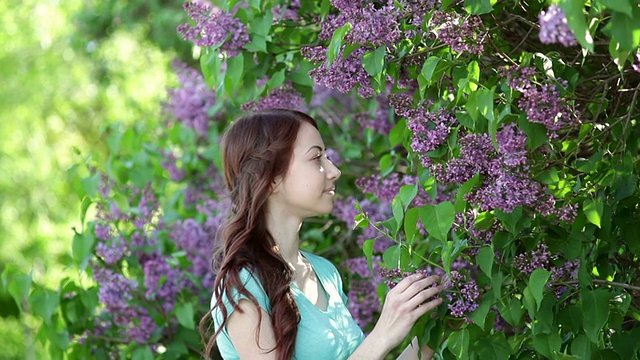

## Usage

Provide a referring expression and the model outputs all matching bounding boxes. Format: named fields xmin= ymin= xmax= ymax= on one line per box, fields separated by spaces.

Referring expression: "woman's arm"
xmin=347 ymin=274 xmax=443 ymax=360
xmin=227 ymin=299 xmax=278 ymax=359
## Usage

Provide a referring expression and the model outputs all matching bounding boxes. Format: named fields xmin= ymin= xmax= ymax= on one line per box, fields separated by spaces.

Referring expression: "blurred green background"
xmin=0 ymin=1 xmax=192 ymax=357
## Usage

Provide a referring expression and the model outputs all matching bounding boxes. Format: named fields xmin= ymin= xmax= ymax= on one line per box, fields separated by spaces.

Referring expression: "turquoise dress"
xmin=212 ymin=251 xmax=365 ymax=359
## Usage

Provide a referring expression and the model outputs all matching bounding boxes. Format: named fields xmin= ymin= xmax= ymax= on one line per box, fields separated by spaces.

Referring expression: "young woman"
xmin=200 ymin=109 xmax=443 ymax=360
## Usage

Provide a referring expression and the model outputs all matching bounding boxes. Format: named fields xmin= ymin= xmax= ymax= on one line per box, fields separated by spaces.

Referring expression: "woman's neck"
xmin=265 ymin=211 xmax=303 ymax=265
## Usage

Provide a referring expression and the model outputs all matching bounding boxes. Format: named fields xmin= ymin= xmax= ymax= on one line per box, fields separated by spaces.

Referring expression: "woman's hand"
xmin=372 ymin=274 xmax=443 ymax=353
xmin=347 ymin=274 xmax=443 ymax=360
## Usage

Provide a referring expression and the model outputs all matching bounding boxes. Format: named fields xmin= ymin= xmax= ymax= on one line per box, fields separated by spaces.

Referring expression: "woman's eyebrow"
xmin=305 ymin=145 xmax=324 ymax=154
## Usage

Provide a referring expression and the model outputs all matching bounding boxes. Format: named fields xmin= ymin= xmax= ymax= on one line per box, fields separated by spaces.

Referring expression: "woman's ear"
xmin=270 ymin=175 xmax=283 ymax=194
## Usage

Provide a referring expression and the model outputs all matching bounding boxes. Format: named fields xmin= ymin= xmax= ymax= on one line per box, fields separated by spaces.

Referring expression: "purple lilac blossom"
xmin=407 ymin=108 xmax=458 ymax=167
xmin=143 ymin=256 xmax=182 ymax=313
xmin=272 ymin=0 xmax=300 ymax=21
xmin=355 ymin=94 xmax=394 ymax=134
xmin=161 ymin=150 xmax=186 ymax=182
xmin=325 ymin=148 xmax=343 ymax=166
xmin=430 ymin=11 xmax=485 ymax=55
xmin=346 ymin=279 xmax=380 ymax=328
xmin=163 ymin=60 xmax=216 ymax=138
xmin=323 ymin=1 xmax=400 ymax=47
xmin=128 ymin=312 xmax=157 ymax=344
xmin=399 ymin=0 xmax=440 ymax=27
xmin=445 ymin=270 xmax=480 ymax=318
xmin=633 ymin=53 xmax=640 ymax=73
xmin=302 ymin=46 xmax=375 ymax=98
xmin=177 ymin=2 xmax=249 ymax=56
xmin=502 ymin=66 xmax=577 ymax=135
xmin=170 ymin=218 xmax=217 ymax=291
xmin=241 ymin=85 xmax=305 ymax=112
xmin=538 ymin=5 xmax=577 ymax=47
xmin=95 ymin=236 xmax=126 ymax=265
xmin=513 ymin=243 xmax=551 ymax=275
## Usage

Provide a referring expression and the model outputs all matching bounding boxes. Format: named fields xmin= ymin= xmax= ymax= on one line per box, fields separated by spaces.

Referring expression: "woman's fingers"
xmin=391 ymin=273 xmax=428 ymax=293
xmin=393 ymin=274 xmax=440 ymax=296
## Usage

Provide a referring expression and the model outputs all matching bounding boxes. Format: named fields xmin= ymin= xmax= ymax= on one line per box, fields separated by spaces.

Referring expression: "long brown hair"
xmin=200 ymin=109 xmax=318 ymax=360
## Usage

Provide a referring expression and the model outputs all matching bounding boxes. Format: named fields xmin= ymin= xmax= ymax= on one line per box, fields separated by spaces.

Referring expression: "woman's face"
xmin=268 ymin=122 xmax=341 ymax=219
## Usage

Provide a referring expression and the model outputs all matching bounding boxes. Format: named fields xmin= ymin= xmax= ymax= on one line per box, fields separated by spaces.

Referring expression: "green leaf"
xmin=225 ymin=53 xmax=245 ymax=95
xmin=476 ymin=332 xmax=510 ymax=360
xmin=558 ymin=0 xmax=594 ymax=52
xmin=251 ymin=11 xmax=272 ymax=37
xmin=399 ymin=184 xmax=419 ymax=209
xmin=571 ymin=334 xmax=592 ymax=360
xmin=80 ymin=173 xmax=100 ymax=198
xmin=468 ymin=291 xmax=494 ymax=329
xmin=477 ymin=87 xmax=496 ymax=144
xmin=419 ymin=201 xmax=456 ymax=241
xmin=454 ymin=173 xmax=480 ymax=212
xmin=499 ymin=297 xmax=524 ymax=326
xmin=447 ymin=329 xmax=470 ymax=359
xmin=601 ymin=0 xmax=633 ymax=17
xmin=392 ymin=197 xmax=404 ymax=235
xmin=30 ymin=288 xmax=59 ymax=325
xmin=72 ymin=231 xmax=95 ymax=271
xmin=379 ymin=154 xmax=394 ymax=177
xmin=583 ymin=196 xmax=604 ymax=228
xmin=362 ymin=46 xmax=386 ymax=76
xmin=523 ymin=287 xmax=536 ymax=319
xmin=528 ymin=269 xmax=551 ymax=310
xmin=420 ymin=56 xmax=440 ymax=85
xmin=532 ymin=332 xmax=562 ymax=359
xmin=464 ymin=0 xmax=494 ymax=14
xmin=267 ymin=69 xmax=285 ymax=90
xmin=608 ymin=9 xmax=640 ymax=51
xmin=5 ymin=271 xmax=32 ymax=313
xmin=327 ymin=23 xmax=352 ymax=68
xmin=132 ymin=346 xmax=154 ymax=360
xmin=404 ymin=208 xmax=420 ymax=245
xmin=582 ymin=289 xmax=610 ymax=343
xmin=176 ymin=302 xmax=195 ymax=330
xmin=363 ymin=239 xmax=375 ymax=275
xmin=476 ymin=246 xmax=494 ymax=277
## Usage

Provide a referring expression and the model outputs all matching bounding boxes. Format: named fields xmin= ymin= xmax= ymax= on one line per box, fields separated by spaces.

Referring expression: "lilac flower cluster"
xmin=538 ymin=5 xmax=577 ymax=47
xmin=177 ymin=2 xmax=249 ymax=56
xmin=321 ymin=0 xmax=401 ymax=47
xmin=85 ymin=171 xmax=228 ymax=345
xmin=272 ymin=0 xmax=301 ymax=21
xmin=444 ymin=270 xmax=480 ymax=318
xmin=356 ymin=173 xmax=428 ymax=205
xmin=513 ymin=243 xmax=580 ymax=297
xmin=303 ymin=46 xmax=375 ymax=98
xmin=354 ymin=94 xmax=394 ymax=134
xmin=332 ymin=196 xmax=394 ymax=253
xmin=241 ymin=84 xmax=305 ymax=112
xmin=501 ymin=66 xmax=577 ymax=135
xmin=634 ymin=53 xmax=640 ymax=73
xmin=163 ymin=60 xmax=216 ymax=138
xmin=513 ymin=243 xmax=551 ymax=275
xmin=346 ymin=278 xmax=380 ymax=328
xmin=406 ymin=108 xmax=458 ymax=167
xmin=550 ymin=259 xmax=580 ymax=297
xmin=399 ymin=0 xmax=440 ymax=28
xmin=453 ymin=211 xmax=503 ymax=254
xmin=430 ymin=124 xmax=575 ymax=217
xmin=429 ymin=11 xmax=485 ymax=55
xmin=161 ymin=150 xmax=186 ymax=182
xmin=342 ymin=255 xmax=384 ymax=328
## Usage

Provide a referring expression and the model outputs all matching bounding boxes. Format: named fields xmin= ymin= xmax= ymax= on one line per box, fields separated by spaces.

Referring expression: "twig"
xmin=565 ymin=279 xmax=640 ymax=292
